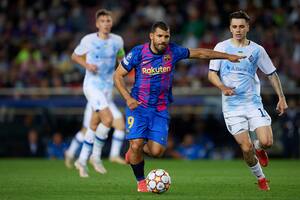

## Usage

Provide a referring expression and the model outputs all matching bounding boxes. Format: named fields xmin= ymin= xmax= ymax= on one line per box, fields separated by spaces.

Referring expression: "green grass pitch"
xmin=0 ymin=159 xmax=299 ymax=200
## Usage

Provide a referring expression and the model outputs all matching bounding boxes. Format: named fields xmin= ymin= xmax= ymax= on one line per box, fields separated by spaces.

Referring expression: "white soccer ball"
xmin=146 ymin=169 xmax=171 ymax=194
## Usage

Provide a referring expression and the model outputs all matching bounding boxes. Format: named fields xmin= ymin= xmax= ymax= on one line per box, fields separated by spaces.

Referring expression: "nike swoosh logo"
xmin=142 ymin=61 xmax=150 ymax=65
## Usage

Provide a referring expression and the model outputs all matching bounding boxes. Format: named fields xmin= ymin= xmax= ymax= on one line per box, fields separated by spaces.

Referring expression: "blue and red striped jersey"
xmin=121 ymin=42 xmax=189 ymax=111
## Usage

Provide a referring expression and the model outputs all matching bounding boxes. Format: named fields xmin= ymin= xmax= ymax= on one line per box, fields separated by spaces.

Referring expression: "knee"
xmin=241 ymin=143 xmax=254 ymax=153
xmin=260 ymin=139 xmax=273 ymax=149
xmin=131 ymin=142 xmax=143 ymax=153
xmin=150 ymin=148 xmax=165 ymax=158
xmin=101 ymin=116 xmax=113 ymax=127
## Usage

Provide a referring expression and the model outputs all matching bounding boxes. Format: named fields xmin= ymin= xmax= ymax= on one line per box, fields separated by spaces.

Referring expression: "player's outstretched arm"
xmin=189 ymin=48 xmax=245 ymax=62
xmin=267 ymin=72 xmax=288 ymax=116
xmin=114 ymin=64 xmax=140 ymax=110
xmin=71 ymin=53 xmax=97 ymax=73
xmin=208 ymin=71 xmax=235 ymax=96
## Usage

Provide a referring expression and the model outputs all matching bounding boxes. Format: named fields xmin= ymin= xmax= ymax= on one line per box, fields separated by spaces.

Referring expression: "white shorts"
xmin=82 ymin=87 xmax=123 ymax=128
xmin=223 ymin=107 xmax=272 ymax=135
xmin=83 ymin=85 xmax=112 ymax=111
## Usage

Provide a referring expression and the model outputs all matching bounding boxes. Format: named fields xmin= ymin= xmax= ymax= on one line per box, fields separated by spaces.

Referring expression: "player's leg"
xmin=225 ymin=112 xmax=269 ymax=190
xmin=146 ymin=140 xmax=166 ymax=157
xmin=75 ymin=111 xmax=99 ymax=177
xmin=65 ymin=127 xmax=86 ymax=168
xmin=109 ymin=102 xmax=126 ymax=164
xmin=254 ymin=126 xmax=273 ymax=167
xmin=249 ymin=108 xmax=272 ymax=167
xmin=90 ymin=107 xmax=113 ymax=174
xmin=124 ymin=106 xmax=149 ymax=192
xmin=128 ymin=138 xmax=148 ymax=192
xmin=233 ymin=131 xmax=269 ymax=190
xmin=88 ymin=90 xmax=113 ymax=174
xmin=146 ymin=109 xmax=169 ymax=158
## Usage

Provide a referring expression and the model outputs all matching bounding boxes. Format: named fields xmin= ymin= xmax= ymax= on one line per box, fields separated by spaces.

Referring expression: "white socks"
xmin=109 ymin=129 xmax=125 ymax=158
xmin=250 ymin=161 xmax=265 ymax=179
xmin=78 ymin=128 xmax=95 ymax=165
xmin=91 ymin=123 xmax=110 ymax=161
xmin=76 ymin=124 xmax=124 ymax=164
xmin=254 ymin=140 xmax=262 ymax=150
xmin=66 ymin=131 xmax=84 ymax=159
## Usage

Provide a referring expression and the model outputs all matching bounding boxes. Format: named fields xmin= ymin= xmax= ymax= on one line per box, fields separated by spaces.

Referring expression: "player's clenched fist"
xmin=126 ymin=97 xmax=141 ymax=110
xmin=86 ymin=63 xmax=98 ymax=73
xmin=220 ymin=86 xmax=235 ymax=96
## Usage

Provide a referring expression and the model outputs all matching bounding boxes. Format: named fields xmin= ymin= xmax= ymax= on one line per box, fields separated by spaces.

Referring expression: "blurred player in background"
xmin=208 ymin=11 xmax=288 ymax=191
xmin=64 ymin=101 xmax=126 ymax=169
xmin=71 ymin=9 xmax=126 ymax=178
xmin=114 ymin=21 xmax=244 ymax=192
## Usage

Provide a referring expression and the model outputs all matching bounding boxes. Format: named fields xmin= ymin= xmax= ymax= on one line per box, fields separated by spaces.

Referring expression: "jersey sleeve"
xmin=74 ymin=36 xmax=90 ymax=56
xmin=116 ymin=36 xmax=125 ymax=57
xmin=257 ymin=46 xmax=276 ymax=75
xmin=121 ymin=46 xmax=141 ymax=72
xmin=170 ymin=43 xmax=190 ymax=63
xmin=209 ymin=43 xmax=223 ymax=72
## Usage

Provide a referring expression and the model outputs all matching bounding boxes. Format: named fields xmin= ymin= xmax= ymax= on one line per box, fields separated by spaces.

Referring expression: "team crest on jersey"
xmin=248 ymin=55 xmax=254 ymax=64
xmin=164 ymin=54 xmax=171 ymax=61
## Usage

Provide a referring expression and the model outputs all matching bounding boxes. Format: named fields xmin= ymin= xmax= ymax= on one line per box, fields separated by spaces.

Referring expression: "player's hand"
xmin=86 ymin=63 xmax=98 ymax=73
xmin=276 ymin=97 xmax=288 ymax=116
xmin=126 ymin=97 xmax=141 ymax=110
xmin=228 ymin=55 xmax=246 ymax=63
xmin=220 ymin=85 xmax=235 ymax=96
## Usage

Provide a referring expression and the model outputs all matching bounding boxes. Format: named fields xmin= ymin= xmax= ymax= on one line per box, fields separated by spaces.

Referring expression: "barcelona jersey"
xmin=121 ymin=42 xmax=189 ymax=111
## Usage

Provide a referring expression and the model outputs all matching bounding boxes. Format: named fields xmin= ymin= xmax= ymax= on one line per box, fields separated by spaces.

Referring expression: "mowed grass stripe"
xmin=0 ymin=159 xmax=299 ymax=200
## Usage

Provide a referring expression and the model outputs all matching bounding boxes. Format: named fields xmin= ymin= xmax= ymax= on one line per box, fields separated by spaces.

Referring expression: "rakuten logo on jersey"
xmin=142 ymin=66 xmax=171 ymax=75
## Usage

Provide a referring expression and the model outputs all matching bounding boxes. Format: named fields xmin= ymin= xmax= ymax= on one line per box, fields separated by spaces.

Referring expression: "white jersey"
xmin=74 ymin=33 xmax=124 ymax=92
xmin=209 ymin=39 xmax=276 ymax=112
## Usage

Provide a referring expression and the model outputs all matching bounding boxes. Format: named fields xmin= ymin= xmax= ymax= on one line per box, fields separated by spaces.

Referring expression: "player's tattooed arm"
xmin=267 ymin=72 xmax=288 ymax=116
xmin=189 ymin=48 xmax=245 ymax=62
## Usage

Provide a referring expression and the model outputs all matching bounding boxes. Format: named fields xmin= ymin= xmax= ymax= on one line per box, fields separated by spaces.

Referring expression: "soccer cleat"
xmin=255 ymin=149 xmax=269 ymax=167
xmin=89 ymin=157 xmax=107 ymax=174
xmin=257 ymin=178 xmax=270 ymax=191
xmin=74 ymin=160 xmax=89 ymax=178
xmin=125 ymin=149 xmax=131 ymax=164
xmin=64 ymin=151 xmax=74 ymax=169
xmin=137 ymin=179 xmax=149 ymax=192
xmin=109 ymin=156 xmax=127 ymax=165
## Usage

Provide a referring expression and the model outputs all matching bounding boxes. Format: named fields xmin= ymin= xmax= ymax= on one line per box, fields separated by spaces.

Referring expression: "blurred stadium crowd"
xmin=0 ymin=0 xmax=299 ymax=159
xmin=1 ymin=0 xmax=300 ymax=88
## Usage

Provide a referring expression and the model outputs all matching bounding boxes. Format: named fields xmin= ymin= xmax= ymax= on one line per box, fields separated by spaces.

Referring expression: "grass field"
xmin=0 ymin=159 xmax=299 ymax=200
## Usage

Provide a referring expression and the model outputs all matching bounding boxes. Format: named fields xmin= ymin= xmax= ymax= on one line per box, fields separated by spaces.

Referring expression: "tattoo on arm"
xmin=268 ymin=72 xmax=285 ymax=98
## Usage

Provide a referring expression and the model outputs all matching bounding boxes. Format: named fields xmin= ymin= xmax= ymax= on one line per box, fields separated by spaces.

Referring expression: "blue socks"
xmin=130 ymin=160 xmax=145 ymax=181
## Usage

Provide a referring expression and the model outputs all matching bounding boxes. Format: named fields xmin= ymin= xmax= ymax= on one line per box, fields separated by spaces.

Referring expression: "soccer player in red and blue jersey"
xmin=114 ymin=21 xmax=244 ymax=192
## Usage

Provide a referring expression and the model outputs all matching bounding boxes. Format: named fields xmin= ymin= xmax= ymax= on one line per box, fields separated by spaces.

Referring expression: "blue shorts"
xmin=125 ymin=106 xmax=170 ymax=147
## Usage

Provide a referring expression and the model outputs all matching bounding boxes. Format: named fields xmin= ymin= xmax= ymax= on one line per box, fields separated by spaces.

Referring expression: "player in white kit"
xmin=64 ymin=101 xmax=126 ymax=169
xmin=71 ymin=9 xmax=126 ymax=177
xmin=208 ymin=11 xmax=288 ymax=191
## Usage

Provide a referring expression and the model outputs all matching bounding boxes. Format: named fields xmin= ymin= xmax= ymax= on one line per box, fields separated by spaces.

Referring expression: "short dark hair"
xmin=229 ymin=11 xmax=250 ymax=23
xmin=95 ymin=9 xmax=112 ymax=20
xmin=151 ymin=21 xmax=170 ymax=33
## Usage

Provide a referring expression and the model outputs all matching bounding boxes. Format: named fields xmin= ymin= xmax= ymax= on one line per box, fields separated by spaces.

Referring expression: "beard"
xmin=153 ymin=43 xmax=167 ymax=54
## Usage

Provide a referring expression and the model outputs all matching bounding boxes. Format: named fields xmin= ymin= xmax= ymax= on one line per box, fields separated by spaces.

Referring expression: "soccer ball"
xmin=146 ymin=169 xmax=171 ymax=194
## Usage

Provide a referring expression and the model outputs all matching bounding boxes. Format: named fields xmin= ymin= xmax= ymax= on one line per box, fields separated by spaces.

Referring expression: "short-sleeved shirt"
xmin=209 ymin=39 xmax=276 ymax=112
xmin=74 ymin=33 xmax=124 ymax=91
xmin=121 ymin=42 xmax=189 ymax=111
